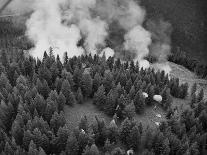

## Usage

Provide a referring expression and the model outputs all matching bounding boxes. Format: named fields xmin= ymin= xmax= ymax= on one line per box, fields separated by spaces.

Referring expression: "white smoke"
xmin=100 ymin=47 xmax=115 ymax=59
xmin=124 ymin=25 xmax=151 ymax=68
xmin=152 ymin=62 xmax=172 ymax=75
xmin=79 ymin=17 xmax=108 ymax=56
xmin=26 ymin=0 xmax=84 ymax=60
xmin=4 ymin=0 xmax=171 ymax=72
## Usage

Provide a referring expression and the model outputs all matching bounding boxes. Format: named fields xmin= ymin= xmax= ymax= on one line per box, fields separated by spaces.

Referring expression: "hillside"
xmin=169 ymin=62 xmax=207 ymax=98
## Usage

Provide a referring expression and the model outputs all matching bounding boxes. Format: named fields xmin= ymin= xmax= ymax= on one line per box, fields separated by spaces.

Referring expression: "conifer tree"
xmin=125 ymin=79 xmax=132 ymax=93
xmin=61 ymin=80 xmax=72 ymax=104
xmin=82 ymin=144 xmax=99 ymax=155
xmin=105 ymin=89 xmax=117 ymax=115
xmin=93 ymin=85 xmax=106 ymax=110
xmin=76 ymin=87 xmax=84 ymax=104
xmin=73 ymin=67 xmax=83 ymax=89
xmin=107 ymin=120 xmax=118 ymax=143
xmin=81 ymin=73 xmax=92 ymax=97
xmin=197 ymin=89 xmax=204 ymax=102
xmin=57 ymin=92 xmax=66 ymax=111
xmin=66 ymin=134 xmax=79 ymax=155
xmin=93 ymin=73 xmax=102 ymax=94
xmin=134 ymin=91 xmax=145 ymax=114
xmin=191 ymin=83 xmax=197 ymax=97
xmin=123 ymin=101 xmax=136 ymax=119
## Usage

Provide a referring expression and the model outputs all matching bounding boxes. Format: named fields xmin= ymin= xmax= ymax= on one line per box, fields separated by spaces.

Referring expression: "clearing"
xmin=64 ymin=100 xmax=111 ymax=131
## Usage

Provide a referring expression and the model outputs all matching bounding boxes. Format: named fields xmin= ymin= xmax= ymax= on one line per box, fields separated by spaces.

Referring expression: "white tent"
xmin=153 ymin=95 xmax=162 ymax=102
xmin=142 ymin=92 xmax=149 ymax=98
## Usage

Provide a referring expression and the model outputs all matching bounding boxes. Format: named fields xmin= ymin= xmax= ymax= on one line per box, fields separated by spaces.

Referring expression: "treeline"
xmin=168 ymin=47 xmax=207 ymax=79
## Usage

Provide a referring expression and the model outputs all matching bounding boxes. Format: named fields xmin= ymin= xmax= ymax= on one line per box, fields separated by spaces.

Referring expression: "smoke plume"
xmin=146 ymin=19 xmax=172 ymax=62
xmin=2 ymin=0 xmax=173 ymax=73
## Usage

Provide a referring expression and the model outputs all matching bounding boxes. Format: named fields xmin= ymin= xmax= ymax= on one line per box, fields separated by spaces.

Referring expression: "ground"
xmin=64 ymin=62 xmax=207 ymax=130
xmin=64 ymin=100 xmax=111 ymax=131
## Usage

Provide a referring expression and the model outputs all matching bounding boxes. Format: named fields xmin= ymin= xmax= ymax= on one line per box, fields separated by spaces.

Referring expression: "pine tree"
xmin=111 ymin=147 xmax=125 ymax=155
xmin=73 ymin=67 xmax=83 ymax=89
xmin=67 ymin=91 xmax=76 ymax=106
xmin=11 ymin=120 xmax=23 ymax=145
xmin=28 ymin=140 xmax=39 ymax=155
xmin=56 ymin=126 xmax=70 ymax=153
xmin=61 ymin=80 xmax=72 ymax=104
xmin=117 ymin=72 xmax=127 ymax=87
xmin=79 ymin=116 xmax=89 ymax=133
xmin=107 ymin=120 xmax=118 ymax=143
xmin=129 ymin=85 xmax=136 ymax=100
xmin=161 ymin=88 xmax=173 ymax=110
xmin=191 ymin=83 xmax=197 ymax=97
xmin=93 ymin=73 xmax=102 ymax=94
xmin=81 ymin=73 xmax=92 ymax=97
xmin=123 ymin=101 xmax=136 ymax=119
xmin=57 ymin=92 xmax=66 ymax=111
xmin=4 ymin=142 xmax=14 ymax=155
xmin=105 ymin=89 xmax=116 ymax=115
xmin=50 ymin=62 xmax=59 ymax=83
xmin=91 ymin=116 xmax=107 ymax=146
xmin=23 ymin=130 xmax=33 ymax=150
xmin=146 ymin=85 xmax=155 ymax=106
xmin=129 ymin=125 xmax=141 ymax=151
xmin=125 ymin=79 xmax=132 ymax=93
xmin=152 ymin=131 xmax=170 ymax=155
xmin=93 ymin=85 xmax=106 ymax=110
xmin=33 ymin=93 xmax=46 ymax=116
xmin=66 ymin=134 xmax=79 ymax=155
xmin=82 ymin=144 xmax=99 ymax=155
xmin=50 ymin=111 xmax=66 ymax=133
xmin=76 ymin=87 xmax=84 ymax=104
xmin=55 ymin=77 xmax=63 ymax=94
xmin=197 ymin=89 xmax=204 ymax=102
xmin=103 ymin=72 xmax=114 ymax=94
xmin=119 ymin=118 xmax=135 ymax=145
xmin=134 ymin=90 xmax=145 ymax=114
xmin=191 ymin=92 xmax=197 ymax=108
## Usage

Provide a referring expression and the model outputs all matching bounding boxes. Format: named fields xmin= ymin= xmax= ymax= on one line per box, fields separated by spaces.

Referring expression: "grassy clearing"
xmin=64 ymin=100 xmax=111 ymax=131
xmin=134 ymin=104 xmax=166 ymax=129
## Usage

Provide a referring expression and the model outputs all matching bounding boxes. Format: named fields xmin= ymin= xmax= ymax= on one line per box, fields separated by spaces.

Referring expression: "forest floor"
xmin=64 ymin=100 xmax=111 ymax=131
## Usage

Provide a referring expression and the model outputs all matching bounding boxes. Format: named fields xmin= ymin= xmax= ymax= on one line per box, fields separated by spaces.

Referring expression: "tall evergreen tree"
xmin=81 ymin=73 xmax=92 ymax=97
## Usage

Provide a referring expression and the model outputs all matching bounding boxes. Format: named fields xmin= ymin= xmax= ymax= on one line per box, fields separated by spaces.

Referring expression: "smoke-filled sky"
xmin=2 ymin=0 xmax=172 ymax=69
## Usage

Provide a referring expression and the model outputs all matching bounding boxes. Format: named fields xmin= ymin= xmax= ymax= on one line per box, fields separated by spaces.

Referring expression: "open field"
xmin=134 ymin=105 xmax=166 ymax=128
xmin=64 ymin=100 xmax=111 ymax=131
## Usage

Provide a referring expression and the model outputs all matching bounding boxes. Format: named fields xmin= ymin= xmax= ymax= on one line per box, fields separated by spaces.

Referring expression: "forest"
xmin=0 ymin=7 xmax=207 ymax=155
